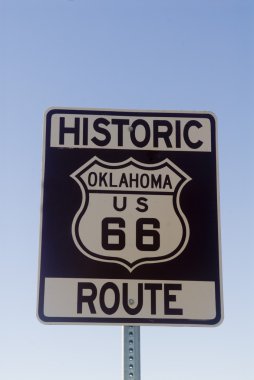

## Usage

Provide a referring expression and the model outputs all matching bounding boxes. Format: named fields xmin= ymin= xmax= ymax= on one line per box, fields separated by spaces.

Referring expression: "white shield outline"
xmin=70 ymin=157 xmax=191 ymax=271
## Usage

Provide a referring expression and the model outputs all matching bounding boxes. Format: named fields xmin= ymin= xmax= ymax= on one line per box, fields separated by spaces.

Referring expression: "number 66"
xmin=102 ymin=217 xmax=160 ymax=251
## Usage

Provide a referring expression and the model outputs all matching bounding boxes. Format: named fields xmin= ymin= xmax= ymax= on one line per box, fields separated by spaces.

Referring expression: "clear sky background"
xmin=1 ymin=0 xmax=253 ymax=379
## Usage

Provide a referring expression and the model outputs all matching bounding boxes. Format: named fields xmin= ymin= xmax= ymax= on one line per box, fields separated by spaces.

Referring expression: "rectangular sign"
xmin=44 ymin=279 xmax=216 ymax=321
xmin=38 ymin=108 xmax=223 ymax=326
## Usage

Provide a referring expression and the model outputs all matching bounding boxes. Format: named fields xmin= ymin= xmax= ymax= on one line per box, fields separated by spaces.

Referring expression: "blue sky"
xmin=1 ymin=1 xmax=253 ymax=379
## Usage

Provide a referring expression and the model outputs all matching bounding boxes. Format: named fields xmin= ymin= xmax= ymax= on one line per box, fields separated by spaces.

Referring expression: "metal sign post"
xmin=123 ymin=326 xmax=141 ymax=380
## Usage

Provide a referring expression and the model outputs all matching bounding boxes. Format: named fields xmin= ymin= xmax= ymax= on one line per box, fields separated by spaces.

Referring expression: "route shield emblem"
xmin=71 ymin=157 xmax=191 ymax=271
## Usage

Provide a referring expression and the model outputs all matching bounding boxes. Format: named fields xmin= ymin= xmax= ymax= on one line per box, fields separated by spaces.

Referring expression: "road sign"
xmin=37 ymin=108 xmax=223 ymax=326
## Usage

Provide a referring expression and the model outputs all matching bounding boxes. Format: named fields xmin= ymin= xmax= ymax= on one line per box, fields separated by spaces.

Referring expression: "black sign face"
xmin=38 ymin=108 xmax=223 ymax=326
